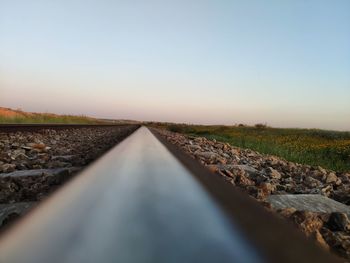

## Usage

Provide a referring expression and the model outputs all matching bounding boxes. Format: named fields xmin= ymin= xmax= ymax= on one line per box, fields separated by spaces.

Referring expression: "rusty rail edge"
xmin=0 ymin=123 xmax=135 ymax=133
xmin=150 ymin=127 xmax=342 ymax=263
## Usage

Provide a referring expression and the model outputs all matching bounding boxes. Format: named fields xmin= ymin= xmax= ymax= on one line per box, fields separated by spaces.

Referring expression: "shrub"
xmin=168 ymin=125 xmax=182 ymax=133
xmin=255 ymin=123 xmax=268 ymax=129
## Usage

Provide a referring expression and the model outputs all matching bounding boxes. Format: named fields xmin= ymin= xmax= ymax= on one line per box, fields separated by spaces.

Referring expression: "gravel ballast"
xmin=0 ymin=125 xmax=139 ymax=229
xmin=156 ymin=128 xmax=350 ymax=261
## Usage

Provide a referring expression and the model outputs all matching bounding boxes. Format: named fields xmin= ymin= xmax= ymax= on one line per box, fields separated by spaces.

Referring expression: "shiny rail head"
xmin=0 ymin=127 xmax=261 ymax=263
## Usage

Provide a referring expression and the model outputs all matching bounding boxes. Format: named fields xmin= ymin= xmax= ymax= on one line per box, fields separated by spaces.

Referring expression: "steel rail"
xmin=0 ymin=127 xmax=341 ymax=263
xmin=0 ymin=123 xmax=133 ymax=133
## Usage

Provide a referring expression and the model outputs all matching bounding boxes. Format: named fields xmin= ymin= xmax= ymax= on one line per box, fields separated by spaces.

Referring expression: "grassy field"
xmin=158 ymin=123 xmax=350 ymax=172
xmin=0 ymin=107 xmax=103 ymax=124
xmin=0 ymin=115 xmax=102 ymax=124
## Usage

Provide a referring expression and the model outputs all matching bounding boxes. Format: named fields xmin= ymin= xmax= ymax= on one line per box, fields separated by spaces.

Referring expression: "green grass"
xmin=0 ymin=115 xmax=103 ymax=124
xmin=158 ymin=124 xmax=350 ymax=172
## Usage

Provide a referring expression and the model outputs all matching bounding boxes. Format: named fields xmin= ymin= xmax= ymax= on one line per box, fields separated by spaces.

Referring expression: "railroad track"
xmin=0 ymin=123 xmax=132 ymax=133
xmin=0 ymin=126 xmax=341 ymax=262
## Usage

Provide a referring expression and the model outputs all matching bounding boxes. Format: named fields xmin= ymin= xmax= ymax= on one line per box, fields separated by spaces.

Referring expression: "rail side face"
xmin=0 ymin=127 xmax=261 ymax=263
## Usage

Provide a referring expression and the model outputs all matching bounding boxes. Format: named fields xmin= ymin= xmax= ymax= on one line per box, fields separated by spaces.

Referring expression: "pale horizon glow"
xmin=1 ymin=1 xmax=349 ymax=130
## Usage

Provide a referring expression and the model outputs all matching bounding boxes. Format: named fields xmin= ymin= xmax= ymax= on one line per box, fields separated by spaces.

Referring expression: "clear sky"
xmin=1 ymin=0 xmax=349 ymax=130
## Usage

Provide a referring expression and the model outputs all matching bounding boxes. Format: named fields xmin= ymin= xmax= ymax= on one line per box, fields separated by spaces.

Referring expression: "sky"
xmin=0 ymin=0 xmax=349 ymax=130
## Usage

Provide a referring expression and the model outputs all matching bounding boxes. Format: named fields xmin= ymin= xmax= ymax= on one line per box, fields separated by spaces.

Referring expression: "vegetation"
xmin=0 ymin=115 xmax=102 ymax=124
xmin=158 ymin=123 xmax=350 ymax=172
xmin=0 ymin=107 xmax=103 ymax=124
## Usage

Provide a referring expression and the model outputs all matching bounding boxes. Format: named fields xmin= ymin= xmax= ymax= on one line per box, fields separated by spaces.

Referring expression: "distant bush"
xmin=254 ymin=123 xmax=268 ymax=129
xmin=168 ymin=125 xmax=183 ymax=133
xmin=238 ymin=123 xmax=245 ymax=127
xmin=0 ymin=113 xmax=103 ymax=124
xmin=215 ymin=125 xmax=228 ymax=133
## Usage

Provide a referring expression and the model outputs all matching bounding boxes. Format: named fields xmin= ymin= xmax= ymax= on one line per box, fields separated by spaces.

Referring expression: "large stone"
xmin=0 ymin=167 xmax=80 ymax=178
xmin=267 ymin=194 xmax=350 ymax=217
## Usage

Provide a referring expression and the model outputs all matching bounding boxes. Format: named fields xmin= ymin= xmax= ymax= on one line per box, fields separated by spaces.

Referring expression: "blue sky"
xmin=1 ymin=0 xmax=349 ymax=130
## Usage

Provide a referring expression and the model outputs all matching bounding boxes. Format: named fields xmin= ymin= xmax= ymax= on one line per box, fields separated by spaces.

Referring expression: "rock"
xmin=47 ymin=160 xmax=72 ymax=168
xmin=0 ymin=167 xmax=79 ymax=178
xmin=332 ymin=187 xmax=350 ymax=205
xmin=341 ymin=173 xmax=350 ymax=184
xmin=21 ymin=146 xmax=33 ymax=151
xmin=1 ymin=163 xmax=16 ymax=173
xmin=290 ymin=211 xmax=324 ymax=236
xmin=218 ymin=171 xmax=235 ymax=184
xmin=193 ymin=137 xmax=203 ymax=143
xmin=335 ymin=178 xmax=342 ymax=186
xmin=25 ymin=143 xmax=51 ymax=152
xmin=246 ymin=186 xmax=266 ymax=200
xmin=235 ymin=173 xmax=255 ymax=187
xmin=230 ymin=148 xmax=240 ymax=156
xmin=10 ymin=149 xmax=27 ymax=160
xmin=252 ymin=173 xmax=269 ymax=185
xmin=333 ymin=232 xmax=350 ymax=258
xmin=320 ymin=227 xmax=338 ymax=248
xmin=325 ymin=172 xmax=338 ymax=184
xmin=327 ymin=212 xmax=350 ymax=231
xmin=194 ymin=151 xmax=219 ymax=160
xmin=232 ymin=165 xmax=259 ymax=176
xmin=267 ymin=156 xmax=281 ymax=166
xmin=284 ymin=177 xmax=293 ymax=184
xmin=216 ymin=157 xmax=227 ymax=165
xmin=321 ymin=228 xmax=350 ymax=259
xmin=28 ymin=143 xmax=46 ymax=150
xmin=206 ymin=165 xmax=219 ymax=173
xmin=259 ymin=182 xmax=276 ymax=196
xmin=11 ymin=142 xmax=20 ymax=148
xmin=275 ymin=184 xmax=287 ymax=192
xmin=267 ymin=194 xmax=350 ymax=217
xmin=304 ymin=176 xmax=322 ymax=188
xmin=318 ymin=166 xmax=327 ymax=175
xmin=266 ymin=167 xmax=281 ymax=180
xmin=277 ymin=207 xmax=297 ymax=218
xmin=321 ymin=185 xmax=333 ymax=197
xmin=221 ymin=169 xmax=235 ymax=178
xmin=187 ymin=145 xmax=202 ymax=152
xmin=51 ymin=155 xmax=75 ymax=162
